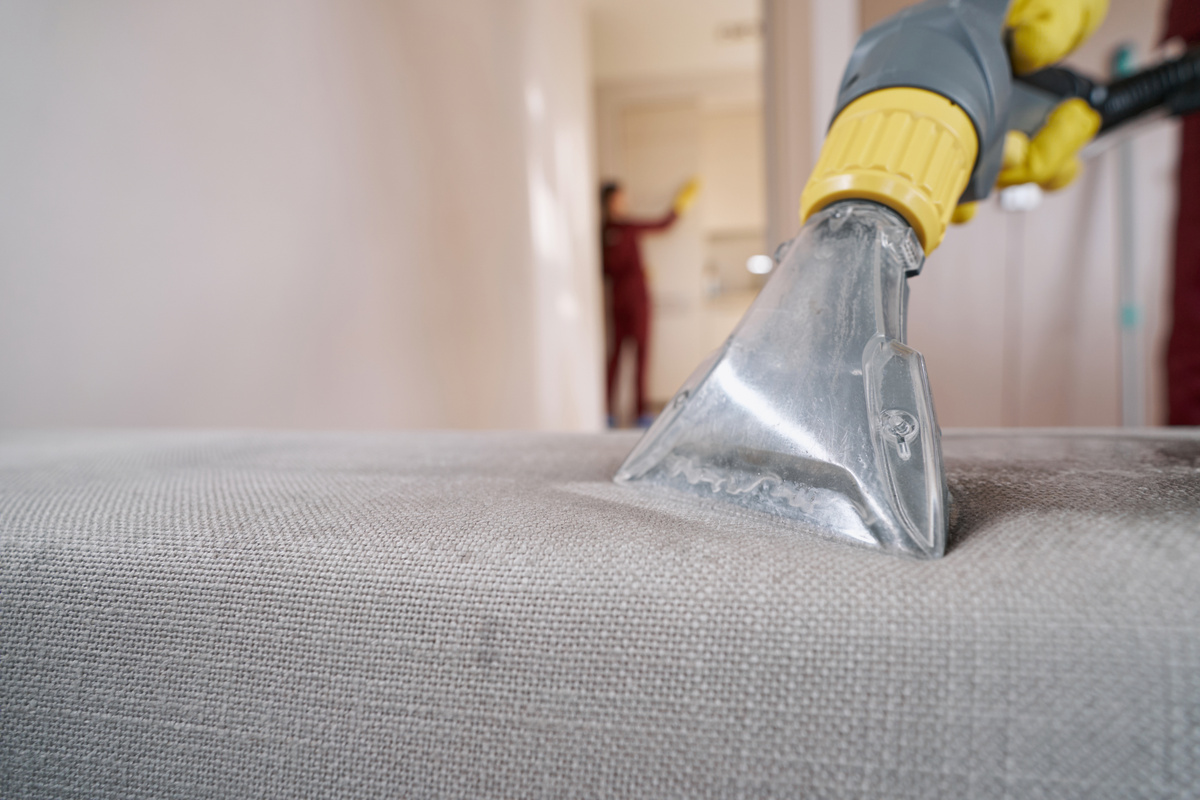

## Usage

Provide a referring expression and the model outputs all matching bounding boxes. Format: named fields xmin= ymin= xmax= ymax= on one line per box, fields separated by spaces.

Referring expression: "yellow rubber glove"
xmin=952 ymin=0 xmax=1108 ymax=222
xmin=996 ymin=97 xmax=1101 ymax=189
xmin=1006 ymin=0 xmax=1109 ymax=75
xmin=1001 ymin=0 xmax=1108 ymax=192
xmin=951 ymin=202 xmax=979 ymax=224
xmin=672 ymin=177 xmax=701 ymax=216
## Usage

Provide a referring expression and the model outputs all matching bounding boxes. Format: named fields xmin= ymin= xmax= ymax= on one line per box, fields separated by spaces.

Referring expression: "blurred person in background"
xmin=600 ymin=178 xmax=699 ymax=428
xmin=1167 ymin=0 xmax=1200 ymax=424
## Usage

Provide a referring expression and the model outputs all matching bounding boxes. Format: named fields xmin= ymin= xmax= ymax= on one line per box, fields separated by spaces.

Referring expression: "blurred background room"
xmin=0 ymin=0 xmax=1183 ymax=431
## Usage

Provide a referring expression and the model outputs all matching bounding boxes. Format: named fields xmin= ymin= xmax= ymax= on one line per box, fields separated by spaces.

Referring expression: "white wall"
xmin=590 ymin=0 xmax=760 ymax=84
xmin=763 ymin=0 xmax=859 ymax=247
xmin=0 ymin=0 xmax=603 ymax=430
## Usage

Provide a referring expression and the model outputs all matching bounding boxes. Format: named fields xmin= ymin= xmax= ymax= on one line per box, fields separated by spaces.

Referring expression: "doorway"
xmin=591 ymin=0 xmax=768 ymax=425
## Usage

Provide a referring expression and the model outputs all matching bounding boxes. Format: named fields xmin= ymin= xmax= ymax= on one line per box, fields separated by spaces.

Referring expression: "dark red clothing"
xmin=602 ymin=211 xmax=676 ymax=418
xmin=1168 ymin=112 xmax=1200 ymax=423
xmin=1168 ymin=0 xmax=1200 ymax=42
xmin=1166 ymin=0 xmax=1200 ymax=423
xmin=607 ymin=300 xmax=651 ymax=420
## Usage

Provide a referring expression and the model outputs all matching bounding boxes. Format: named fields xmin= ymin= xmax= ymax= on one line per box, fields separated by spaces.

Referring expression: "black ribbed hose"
xmin=1099 ymin=48 xmax=1200 ymax=131
xmin=1016 ymin=48 xmax=1200 ymax=134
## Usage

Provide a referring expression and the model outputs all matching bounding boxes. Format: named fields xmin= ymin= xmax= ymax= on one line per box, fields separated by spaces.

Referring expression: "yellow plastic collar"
xmin=799 ymin=88 xmax=979 ymax=255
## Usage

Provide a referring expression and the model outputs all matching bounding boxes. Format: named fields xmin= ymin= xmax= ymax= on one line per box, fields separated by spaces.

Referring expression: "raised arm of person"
xmin=609 ymin=178 xmax=700 ymax=231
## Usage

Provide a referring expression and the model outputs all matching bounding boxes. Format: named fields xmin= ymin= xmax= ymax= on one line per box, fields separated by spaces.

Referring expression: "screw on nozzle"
xmin=880 ymin=409 xmax=919 ymax=461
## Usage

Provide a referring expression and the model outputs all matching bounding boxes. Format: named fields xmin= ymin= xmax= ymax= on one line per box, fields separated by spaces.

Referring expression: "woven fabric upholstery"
xmin=2 ymin=429 xmax=1199 ymax=799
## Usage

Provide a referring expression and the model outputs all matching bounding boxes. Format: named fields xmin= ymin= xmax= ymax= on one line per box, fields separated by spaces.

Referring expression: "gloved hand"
xmin=672 ymin=177 xmax=701 ymax=216
xmin=952 ymin=0 xmax=1108 ymax=224
xmin=996 ymin=98 xmax=1101 ymax=190
xmin=1002 ymin=0 xmax=1107 ymax=191
xmin=1006 ymin=0 xmax=1109 ymax=75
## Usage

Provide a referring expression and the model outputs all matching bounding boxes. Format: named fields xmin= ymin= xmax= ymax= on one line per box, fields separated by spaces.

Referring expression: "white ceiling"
xmin=588 ymin=0 xmax=761 ymax=84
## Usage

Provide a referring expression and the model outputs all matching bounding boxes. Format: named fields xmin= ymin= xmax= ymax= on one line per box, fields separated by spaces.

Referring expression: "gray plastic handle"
xmin=833 ymin=0 xmax=1014 ymax=204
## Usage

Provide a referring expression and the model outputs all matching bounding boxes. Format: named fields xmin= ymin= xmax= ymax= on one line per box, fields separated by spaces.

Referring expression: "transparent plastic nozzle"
xmin=615 ymin=200 xmax=947 ymax=558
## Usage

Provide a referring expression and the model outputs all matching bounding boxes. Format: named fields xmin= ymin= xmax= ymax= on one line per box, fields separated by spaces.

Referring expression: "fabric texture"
xmin=2 ymin=429 xmax=1199 ymax=799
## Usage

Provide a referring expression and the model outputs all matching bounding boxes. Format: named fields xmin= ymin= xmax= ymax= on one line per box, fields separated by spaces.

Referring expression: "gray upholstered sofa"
xmin=2 ymin=429 xmax=1198 ymax=798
